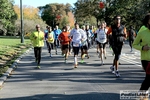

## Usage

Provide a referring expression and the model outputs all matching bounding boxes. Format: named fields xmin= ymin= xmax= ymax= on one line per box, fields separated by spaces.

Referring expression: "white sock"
xmin=74 ymin=57 xmax=77 ymax=65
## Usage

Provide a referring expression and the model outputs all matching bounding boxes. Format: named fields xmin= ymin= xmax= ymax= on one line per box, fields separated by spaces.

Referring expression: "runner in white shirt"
xmin=69 ymin=23 xmax=85 ymax=68
xmin=96 ymin=21 xmax=108 ymax=65
xmin=80 ymin=25 xmax=88 ymax=63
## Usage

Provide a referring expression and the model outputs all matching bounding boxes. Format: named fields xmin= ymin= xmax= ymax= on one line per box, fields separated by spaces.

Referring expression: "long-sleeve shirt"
xmin=133 ymin=28 xmax=150 ymax=61
xmin=53 ymin=29 xmax=62 ymax=39
xmin=70 ymin=28 xmax=85 ymax=47
xmin=30 ymin=31 xmax=44 ymax=47
xmin=58 ymin=31 xmax=71 ymax=45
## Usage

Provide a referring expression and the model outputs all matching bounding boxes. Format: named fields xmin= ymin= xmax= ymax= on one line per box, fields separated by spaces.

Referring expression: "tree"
xmin=0 ymin=0 xmax=17 ymax=35
xmin=39 ymin=3 xmax=75 ymax=29
xmin=74 ymin=0 xmax=150 ymax=30
xmin=13 ymin=5 xmax=40 ymax=19
xmin=13 ymin=5 xmax=47 ymax=36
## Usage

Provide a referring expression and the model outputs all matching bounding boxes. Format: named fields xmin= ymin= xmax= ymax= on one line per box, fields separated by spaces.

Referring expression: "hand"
xmin=81 ymin=38 xmax=84 ymax=42
xmin=60 ymin=40 xmax=63 ymax=42
xmin=143 ymin=44 xmax=150 ymax=51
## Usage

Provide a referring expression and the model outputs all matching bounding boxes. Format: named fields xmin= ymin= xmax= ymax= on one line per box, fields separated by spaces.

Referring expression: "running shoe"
xmin=115 ymin=71 xmax=120 ymax=77
xmin=37 ymin=65 xmax=40 ymax=69
xmin=101 ymin=61 xmax=104 ymax=65
xmin=98 ymin=53 xmax=100 ymax=58
xmin=50 ymin=54 xmax=52 ymax=58
xmin=80 ymin=59 xmax=84 ymax=63
xmin=65 ymin=59 xmax=67 ymax=63
xmin=74 ymin=64 xmax=77 ymax=68
xmin=87 ymin=56 xmax=90 ymax=59
xmin=110 ymin=66 xmax=115 ymax=74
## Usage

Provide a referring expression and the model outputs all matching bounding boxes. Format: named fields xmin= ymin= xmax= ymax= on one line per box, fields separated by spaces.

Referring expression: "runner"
xmin=69 ymin=23 xmax=85 ymax=68
xmin=53 ymin=25 xmax=62 ymax=55
xmin=67 ymin=25 xmax=72 ymax=55
xmin=128 ymin=25 xmax=136 ymax=52
xmin=44 ymin=26 xmax=49 ymax=53
xmin=58 ymin=26 xmax=71 ymax=63
xmin=80 ymin=25 xmax=88 ymax=63
xmin=133 ymin=13 xmax=150 ymax=100
xmin=47 ymin=26 xmax=54 ymax=58
xmin=30 ymin=24 xmax=44 ymax=69
xmin=95 ymin=25 xmax=101 ymax=54
xmin=96 ymin=21 xmax=108 ymax=65
xmin=107 ymin=15 xmax=127 ymax=77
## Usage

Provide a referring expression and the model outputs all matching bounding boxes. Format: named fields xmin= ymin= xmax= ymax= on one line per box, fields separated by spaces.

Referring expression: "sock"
xmin=74 ymin=57 xmax=77 ymax=65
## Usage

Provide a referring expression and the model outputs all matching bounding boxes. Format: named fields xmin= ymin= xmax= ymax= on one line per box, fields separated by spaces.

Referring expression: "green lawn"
xmin=0 ymin=37 xmax=32 ymax=76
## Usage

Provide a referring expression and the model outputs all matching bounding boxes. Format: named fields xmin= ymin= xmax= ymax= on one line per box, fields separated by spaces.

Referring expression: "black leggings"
xmin=112 ymin=43 xmax=123 ymax=60
xmin=140 ymin=60 xmax=150 ymax=90
xmin=73 ymin=47 xmax=80 ymax=56
xmin=34 ymin=47 xmax=42 ymax=65
xmin=129 ymin=38 xmax=134 ymax=49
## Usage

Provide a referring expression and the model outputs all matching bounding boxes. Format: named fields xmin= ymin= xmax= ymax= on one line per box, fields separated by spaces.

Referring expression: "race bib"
xmin=73 ymin=43 xmax=80 ymax=47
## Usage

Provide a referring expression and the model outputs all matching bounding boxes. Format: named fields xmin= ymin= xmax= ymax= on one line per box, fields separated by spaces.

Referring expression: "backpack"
xmin=111 ymin=25 xmax=125 ymax=43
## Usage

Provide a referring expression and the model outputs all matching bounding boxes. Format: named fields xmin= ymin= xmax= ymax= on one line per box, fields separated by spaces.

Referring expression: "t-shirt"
xmin=96 ymin=28 xmax=108 ymax=43
xmin=48 ymin=31 xmax=54 ymax=43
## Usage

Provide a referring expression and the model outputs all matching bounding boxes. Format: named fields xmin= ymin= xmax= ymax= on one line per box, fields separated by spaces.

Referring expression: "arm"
xmin=107 ymin=27 xmax=112 ymax=35
xmin=30 ymin=32 xmax=37 ymax=41
xmin=58 ymin=33 xmax=62 ymax=41
xmin=123 ymin=27 xmax=127 ymax=38
xmin=132 ymin=32 xmax=143 ymax=51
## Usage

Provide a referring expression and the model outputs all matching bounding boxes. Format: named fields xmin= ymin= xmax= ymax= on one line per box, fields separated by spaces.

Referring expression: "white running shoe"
xmin=110 ymin=66 xmax=115 ymax=74
xmin=115 ymin=71 xmax=120 ymax=77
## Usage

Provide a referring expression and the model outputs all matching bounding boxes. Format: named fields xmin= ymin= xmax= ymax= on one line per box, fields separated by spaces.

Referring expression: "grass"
xmin=0 ymin=36 xmax=32 ymax=77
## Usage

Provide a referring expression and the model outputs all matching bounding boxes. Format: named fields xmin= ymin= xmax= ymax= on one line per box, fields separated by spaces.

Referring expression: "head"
xmin=143 ymin=13 xmax=150 ymax=29
xmin=104 ymin=22 xmax=107 ymax=28
xmin=55 ymin=25 xmax=59 ymax=29
xmin=89 ymin=25 xmax=93 ymax=30
xmin=48 ymin=26 xmax=52 ymax=32
xmin=98 ymin=25 xmax=101 ymax=29
xmin=36 ymin=24 xmax=40 ymax=31
xmin=100 ymin=21 xmax=105 ymax=29
xmin=130 ymin=25 xmax=133 ymax=29
xmin=114 ymin=15 xmax=121 ymax=25
xmin=46 ymin=26 xmax=49 ymax=29
xmin=85 ymin=25 xmax=89 ymax=30
xmin=66 ymin=25 xmax=70 ymax=31
xmin=62 ymin=26 xmax=67 ymax=32
xmin=74 ymin=23 xmax=79 ymax=29
xmin=81 ymin=25 xmax=85 ymax=30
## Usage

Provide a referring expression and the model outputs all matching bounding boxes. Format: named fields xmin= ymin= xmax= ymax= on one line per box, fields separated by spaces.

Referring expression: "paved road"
xmin=0 ymin=43 xmax=146 ymax=100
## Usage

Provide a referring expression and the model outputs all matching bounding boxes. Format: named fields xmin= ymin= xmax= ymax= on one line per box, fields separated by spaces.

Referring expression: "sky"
xmin=14 ymin=0 xmax=77 ymax=7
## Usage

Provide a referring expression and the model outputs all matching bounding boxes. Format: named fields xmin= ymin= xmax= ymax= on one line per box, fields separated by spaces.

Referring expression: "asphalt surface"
xmin=0 ymin=42 xmax=147 ymax=100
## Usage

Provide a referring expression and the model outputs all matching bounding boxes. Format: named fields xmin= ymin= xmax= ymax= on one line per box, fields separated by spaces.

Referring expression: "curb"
xmin=0 ymin=48 xmax=32 ymax=86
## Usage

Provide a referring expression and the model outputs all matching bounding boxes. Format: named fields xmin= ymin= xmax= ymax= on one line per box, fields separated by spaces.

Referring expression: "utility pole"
xmin=20 ymin=0 xmax=24 ymax=43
